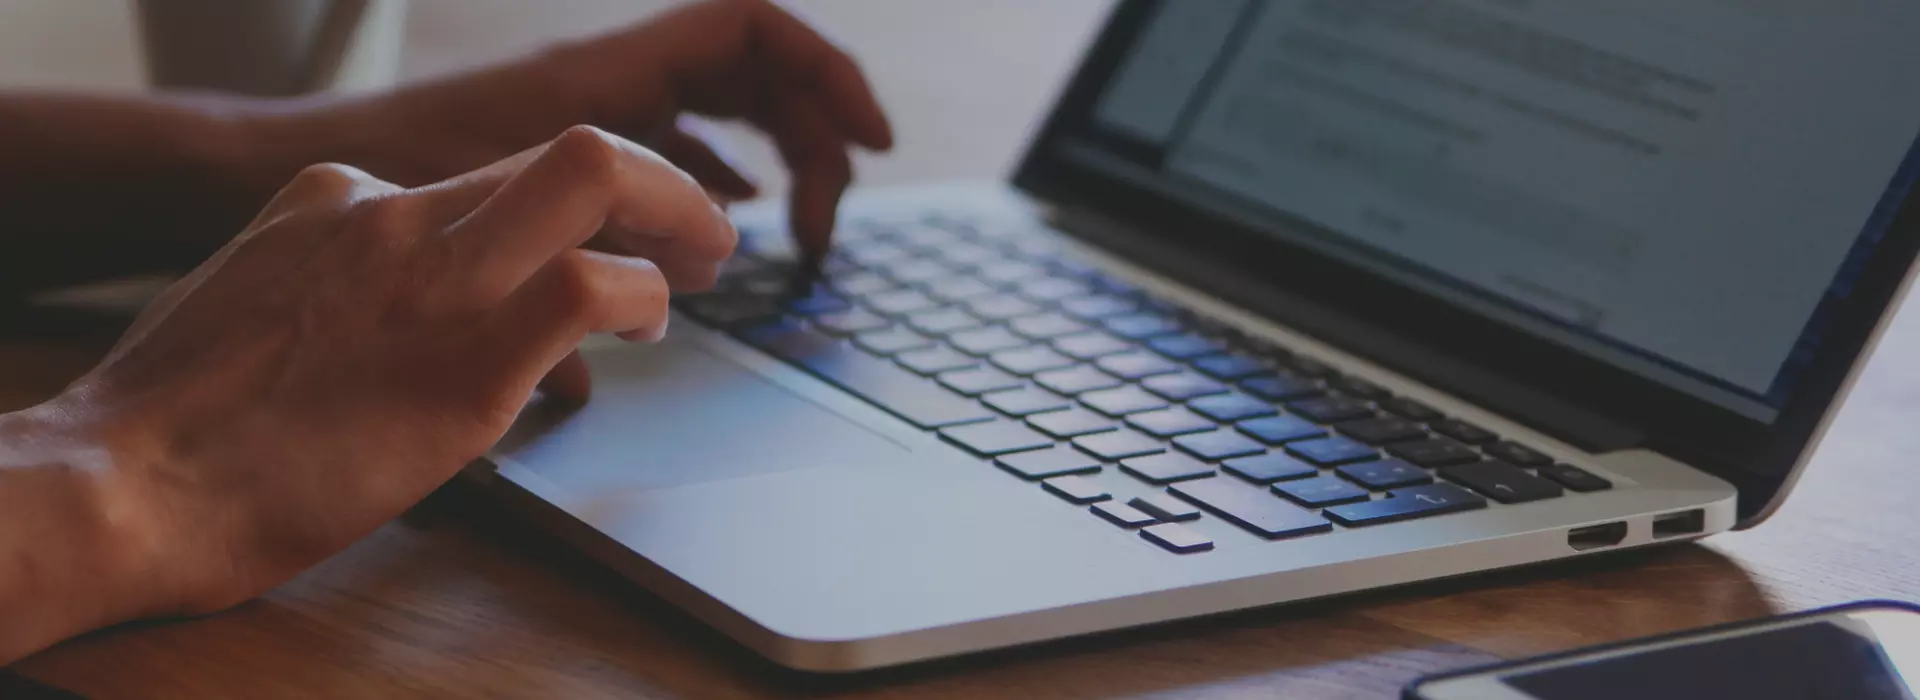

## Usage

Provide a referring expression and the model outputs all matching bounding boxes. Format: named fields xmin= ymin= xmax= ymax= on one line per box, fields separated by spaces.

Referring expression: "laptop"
xmin=477 ymin=0 xmax=1920 ymax=672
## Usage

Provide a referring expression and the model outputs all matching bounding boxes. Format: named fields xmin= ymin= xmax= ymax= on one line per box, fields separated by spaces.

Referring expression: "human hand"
xmin=44 ymin=126 xmax=731 ymax=626
xmin=283 ymin=0 xmax=891 ymax=265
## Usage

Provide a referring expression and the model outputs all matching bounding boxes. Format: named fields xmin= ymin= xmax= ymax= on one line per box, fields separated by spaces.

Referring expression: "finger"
xmin=483 ymin=250 xmax=671 ymax=396
xmin=660 ymin=0 xmax=892 ymax=151
xmin=537 ymin=349 xmax=593 ymax=401
xmin=441 ymin=126 xmax=737 ymax=298
xmin=758 ymin=93 xmax=853 ymax=266
xmin=653 ymin=128 xmax=758 ymax=200
xmin=744 ymin=2 xmax=894 ymax=150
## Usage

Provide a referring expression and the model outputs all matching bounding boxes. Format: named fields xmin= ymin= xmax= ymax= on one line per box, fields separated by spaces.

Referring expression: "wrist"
xmin=0 ymin=396 xmax=177 ymax=662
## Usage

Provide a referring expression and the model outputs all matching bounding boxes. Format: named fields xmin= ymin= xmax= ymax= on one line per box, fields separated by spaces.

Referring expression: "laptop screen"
xmin=1057 ymin=0 xmax=1920 ymax=420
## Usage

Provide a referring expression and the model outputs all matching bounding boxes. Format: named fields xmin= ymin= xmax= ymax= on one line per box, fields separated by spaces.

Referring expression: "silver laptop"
xmin=476 ymin=0 xmax=1920 ymax=672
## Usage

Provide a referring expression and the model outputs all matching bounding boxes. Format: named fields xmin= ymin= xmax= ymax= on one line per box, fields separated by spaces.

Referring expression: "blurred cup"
xmin=136 ymin=0 xmax=397 ymax=96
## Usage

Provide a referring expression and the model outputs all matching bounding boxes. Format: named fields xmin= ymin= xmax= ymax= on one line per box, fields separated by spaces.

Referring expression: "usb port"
xmin=1653 ymin=510 xmax=1706 ymax=538
xmin=1567 ymin=522 xmax=1628 ymax=551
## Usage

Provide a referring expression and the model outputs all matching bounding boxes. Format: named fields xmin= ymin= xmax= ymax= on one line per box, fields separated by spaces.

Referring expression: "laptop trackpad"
xmin=490 ymin=334 xmax=914 ymax=492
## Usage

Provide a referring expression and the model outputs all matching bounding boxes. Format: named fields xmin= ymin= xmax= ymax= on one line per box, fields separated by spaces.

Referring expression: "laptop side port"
xmin=1653 ymin=509 xmax=1707 ymax=538
xmin=1567 ymin=522 xmax=1628 ymax=551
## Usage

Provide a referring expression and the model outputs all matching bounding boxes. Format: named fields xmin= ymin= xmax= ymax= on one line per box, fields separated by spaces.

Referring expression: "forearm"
xmin=0 ymin=401 xmax=161 ymax=664
xmin=0 ymin=92 xmax=282 ymax=296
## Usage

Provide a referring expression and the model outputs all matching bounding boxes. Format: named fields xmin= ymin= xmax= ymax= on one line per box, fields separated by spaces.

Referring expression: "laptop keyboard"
xmin=677 ymin=214 xmax=1614 ymax=554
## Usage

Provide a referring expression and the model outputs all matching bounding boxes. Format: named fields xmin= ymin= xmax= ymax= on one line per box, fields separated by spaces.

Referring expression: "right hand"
xmin=51 ymin=125 xmax=733 ymax=627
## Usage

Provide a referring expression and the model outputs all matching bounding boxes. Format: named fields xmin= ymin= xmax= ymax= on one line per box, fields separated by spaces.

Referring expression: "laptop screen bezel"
xmin=1011 ymin=0 xmax=1920 ymax=521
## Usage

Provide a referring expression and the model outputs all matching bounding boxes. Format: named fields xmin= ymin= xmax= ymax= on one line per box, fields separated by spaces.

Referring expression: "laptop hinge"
xmin=1043 ymin=204 xmax=1646 ymax=454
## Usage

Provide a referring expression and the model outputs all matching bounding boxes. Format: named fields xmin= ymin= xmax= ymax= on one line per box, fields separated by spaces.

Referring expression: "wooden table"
xmin=10 ymin=1 xmax=1920 ymax=696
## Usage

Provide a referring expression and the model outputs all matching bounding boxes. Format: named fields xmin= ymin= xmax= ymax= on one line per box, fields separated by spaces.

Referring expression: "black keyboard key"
xmin=1272 ymin=475 xmax=1371 ymax=507
xmin=923 ymin=276 xmax=997 ymax=303
xmin=1440 ymin=461 xmax=1564 ymax=503
xmin=1142 ymin=373 xmax=1230 ymax=401
xmin=1378 ymin=397 xmax=1442 ymax=422
xmin=966 ymin=294 xmax=1043 ymax=321
xmin=1079 ymin=386 xmax=1170 ymax=416
xmin=895 ymin=346 xmax=980 ymax=375
xmin=880 ymin=258 xmax=952 ymax=285
xmin=976 ymin=260 xmax=1049 ymax=285
xmin=1125 ymin=408 xmax=1218 ymax=438
xmin=1052 ymin=332 xmax=1133 ymax=360
xmin=1289 ymin=396 xmax=1375 ymax=423
xmin=1121 ymin=453 xmax=1217 ymax=484
xmin=1240 ymin=374 xmax=1325 ymax=402
xmin=1171 ymin=479 xmax=1332 ymax=540
xmin=997 ymin=446 xmax=1101 ymax=480
xmin=1092 ymin=501 xmax=1159 ymax=528
xmin=1324 ymin=483 xmax=1487 ymax=526
xmin=1223 ymin=453 xmax=1319 ymax=484
xmin=1043 ymin=475 xmax=1110 ymax=504
xmin=937 ymin=367 xmax=1024 ymax=396
xmin=982 ymin=387 xmax=1071 ymax=417
xmin=1058 ymin=294 xmax=1137 ymax=320
xmin=1028 ymin=407 xmax=1119 ymax=438
xmin=1173 ymin=430 xmax=1267 ymax=461
xmin=1328 ymin=375 xmax=1391 ymax=400
xmin=1539 ymin=463 xmax=1613 ymax=492
xmin=1236 ymin=415 xmax=1329 ymax=445
xmin=1016 ymin=278 xmax=1090 ymax=302
xmin=830 ymin=270 xmax=895 ymax=297
xmin=1285 ymin=436 xmax=1379 ymax=466
xmin=865 ymin=288 xmax=939 ymax=316
xmin=1430 ymin=418 xmax=1498 ymax=445
xmin=1193 ymin=354 xmax=1270 ymax=381
xmin=1074 ymin=429 xmax=1167 ymax=461
xmin=948 ymin=326 xmax=1030 ymax=355
xmin=1146 ymin=333 xmax=1227 ymax=361
xmin=1387 ymin=438 xmax=1481 ymax=468
xmin=853 ymin=327 xmax=934 ymax=356
xmin=1103 ymin=312 xmax=1183 ymax=340
xmin=1129 ymin=493 xmax=1202 ymax=522
xmin=904 ymin=307 xmax=983 ymax=335
xmin=1009 ymin=313 xmax=1089 ymax=340
xmin=1278 ymin=354 xmax=1336 ymax=378
xmin=1336 ymin=459 xmax=1434 ymax=490
xmin=935 ymin=242 xmax=1003 ymax=267
xmin=1484 ymin=441 xmax=1554 ymax=467
xmin=680 ymin=292 xmax=780 ymax=326
xmin=840 ymin=241 xmax=914 ymax=266
xmin=1096 ymin=352 xmax=1182 ymax=380
xmin=1033 ymin=366 xmax=1124 ymax=395
xmin=1336 ymin=417 xmax=1428 ymax=445
xmin=989 ymin=346 xmax=1077 ymax=375
xmin=739 ymin=322 xmax=994 ymax=429
xmin=786 ymin=291 xmax=853 ymax=316
xmin=1139 ymin=523 xmax=1213 ymax=553
xmin=1187 ymin=393 xmax=1279 ymax=422
xmin=941 ymin=421 xmax=1053 ymax=456
xmin=812 ymin=308 xmax=890 ymax=336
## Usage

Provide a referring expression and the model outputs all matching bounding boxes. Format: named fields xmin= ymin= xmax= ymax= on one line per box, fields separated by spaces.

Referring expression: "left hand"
xmin=286 ymin=0 xmax=891 ymax=265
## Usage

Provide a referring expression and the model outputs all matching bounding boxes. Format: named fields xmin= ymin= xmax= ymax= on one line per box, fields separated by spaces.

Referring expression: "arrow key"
xmin=1439 ymin=461 xmax=1565 ymax=504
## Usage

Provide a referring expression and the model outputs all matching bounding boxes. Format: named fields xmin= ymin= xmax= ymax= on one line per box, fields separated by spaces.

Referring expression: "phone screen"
xmin=1503 ymin=611 xmax=1920 ymax=700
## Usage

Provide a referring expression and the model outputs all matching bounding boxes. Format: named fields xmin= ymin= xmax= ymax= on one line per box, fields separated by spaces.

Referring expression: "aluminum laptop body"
xmin=475 ymin=0 xmax=1920 ymax=672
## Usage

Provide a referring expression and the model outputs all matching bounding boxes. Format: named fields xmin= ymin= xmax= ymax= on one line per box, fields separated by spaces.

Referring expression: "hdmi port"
xmin=1567 ymin=522 xmax=1628 ymax=551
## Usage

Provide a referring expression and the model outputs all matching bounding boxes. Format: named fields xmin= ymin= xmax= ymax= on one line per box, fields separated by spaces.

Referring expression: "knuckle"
xmin=548 ymin=252 xmax=608 ymax=317
xmin=342 ymin=194 xmax=422 ymax=240
xmin=291 ymin=162 xmax=364 ymax=190
xmin=547 ymin=125 xmax=623 ymax=182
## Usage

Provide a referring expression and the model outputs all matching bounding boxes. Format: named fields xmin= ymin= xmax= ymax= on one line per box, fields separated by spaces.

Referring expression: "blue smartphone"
xmin=1405 ymin=600 xmax=1920 ymax=700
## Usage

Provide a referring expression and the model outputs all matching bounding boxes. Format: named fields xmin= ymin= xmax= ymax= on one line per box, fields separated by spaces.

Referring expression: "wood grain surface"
xmin=7 ymin=1 xmax=1920 ymax=697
